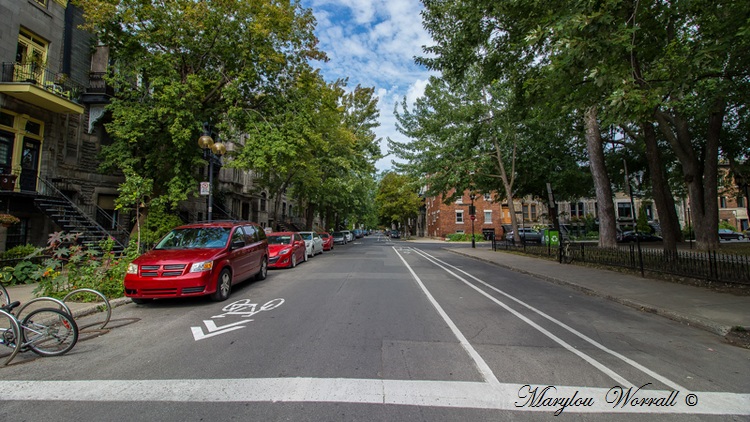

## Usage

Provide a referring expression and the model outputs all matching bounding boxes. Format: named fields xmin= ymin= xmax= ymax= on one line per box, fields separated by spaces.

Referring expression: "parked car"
xmin=718 ymin=228 xmax=745 ymax=241
xmin=267 ymin=232 xmax=306 ymax=268
xmin=342 ymin=230 xmax=354 ymax=242
xmin=505 ymin=228 xmax=542 ymax=243
xmin=617 ymin=231 xmax=663 ymax=243
xmin=390 ymin=229 xmax=400 ymax=239
xmin=319 ymin=232 xmax=334 ymax=251
xmin=299 ymin=231 xmax=324 ymax=257
xmin=124 ymin=221 xmax=268 ymax=303
xmin=332 ymin=231 xmax=347 ymax=245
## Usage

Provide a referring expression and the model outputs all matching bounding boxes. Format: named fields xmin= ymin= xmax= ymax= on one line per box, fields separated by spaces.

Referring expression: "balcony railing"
xmin=1 ymin=62 xmax=83 ymax=103
xmin=87 ymin=72 xmax=115 ymax=96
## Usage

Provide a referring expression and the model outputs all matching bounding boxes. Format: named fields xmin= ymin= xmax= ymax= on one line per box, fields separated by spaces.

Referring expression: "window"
xmin=484 ymin=193 xmax=491 ymax=201
xmin=34 ymin=0 xmax=48 ymax=6
xmin=16 ymin=29 xmax=48 ymax=83
xmin=456 ymin=197 xmax=464 ymax=205
xmin=719 ymin=197 xmax=727 ymax=208
xmin=523 ymin=204 xmax=537 ymax=221
xmin=739 ymin=197 xmax=746 ymax=208
xmin=571 ymin=202 xmax=584 ymax=217
xmin=617 ymin=202 xmax=632 ymax=219
xmin=260 ymin=192 xmax=267 ymax=212
xmin=456 ymin=210 xmax=464 ymax=223
xmin=484 ymin=210 xmax=492 ymax=224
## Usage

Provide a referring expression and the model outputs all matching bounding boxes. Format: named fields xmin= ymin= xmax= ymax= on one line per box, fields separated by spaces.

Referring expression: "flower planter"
xmin=0 ymin=174 xmax=17 ymax=190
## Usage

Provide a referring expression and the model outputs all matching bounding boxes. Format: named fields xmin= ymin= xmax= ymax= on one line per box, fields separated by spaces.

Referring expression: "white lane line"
xmin=392 ymin=247 xmax=501 ymax=388
xmin=406 ymin=247 xmax=633 ymax=388
xmin=0 ymin=379 xmax=748 ymax=415
xmin=412 ymin=247 xmax=687 ymax=392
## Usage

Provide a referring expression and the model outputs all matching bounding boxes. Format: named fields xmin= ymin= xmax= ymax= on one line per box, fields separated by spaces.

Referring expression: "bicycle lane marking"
xmin=410 ymin=246 xmax=686 ymax=392
xmin=392 ymin=246 xmax=500 ymax=388
xmin=190 ymin=298 xmax=284 ymax=341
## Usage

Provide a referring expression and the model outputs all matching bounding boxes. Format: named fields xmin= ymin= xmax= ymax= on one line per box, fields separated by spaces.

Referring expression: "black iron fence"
xmin=491 ymin=239 xmax=750 ymax=285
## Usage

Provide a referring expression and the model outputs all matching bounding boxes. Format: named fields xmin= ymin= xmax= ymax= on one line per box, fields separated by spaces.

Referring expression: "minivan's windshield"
xmin=155 ymin=227 xmax=231 ymax=249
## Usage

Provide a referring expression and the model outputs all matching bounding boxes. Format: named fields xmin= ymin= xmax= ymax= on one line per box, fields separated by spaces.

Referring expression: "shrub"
xmin=1 ymin=260 xmax=40 ymax=285
xmin=1 ymin=244 xmax=39 ymax=260
xmin=446 ymin=233 xmax=484 ymax=242
xmin=31 ymin=232 xmax=132 ymax=300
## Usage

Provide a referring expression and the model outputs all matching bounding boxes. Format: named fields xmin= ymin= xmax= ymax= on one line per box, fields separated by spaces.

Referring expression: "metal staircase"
xmin=34 ymin=178 xmax=128 ymax=252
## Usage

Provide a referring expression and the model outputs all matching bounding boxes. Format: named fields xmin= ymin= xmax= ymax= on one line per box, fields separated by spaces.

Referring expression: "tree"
xmin=418 ymin=0 xmax=750 ymax=250
xmin=376 ymin=172 xmax=423 ymax=233
xmin=73 ymin=0 xmax=324 ymax=212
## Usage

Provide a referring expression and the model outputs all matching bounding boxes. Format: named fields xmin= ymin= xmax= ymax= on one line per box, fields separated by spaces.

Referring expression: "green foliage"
xmin=31 ymin=232 xmax=132 ymax=299
xmin=375 ymin=172 xmax=422 ymax=229
xmin=446 ymin=233 xmax=484 ymax=242
xmin=1 ymin=261 xmax=40 ymax=286
xmin=138 ymin=203 xmax=185 ymax=249
xmin=0 ymin=244 xmax=38 ymax=260
xmin=718 ymin=221 xmax=737 ymax=231
xmin=637 ymin=204 xmax=651 ymax=233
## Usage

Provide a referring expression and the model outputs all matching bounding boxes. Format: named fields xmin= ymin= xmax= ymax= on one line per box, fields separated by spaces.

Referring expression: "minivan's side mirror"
xmin=231 ymin=239 xmax=246 ymax=249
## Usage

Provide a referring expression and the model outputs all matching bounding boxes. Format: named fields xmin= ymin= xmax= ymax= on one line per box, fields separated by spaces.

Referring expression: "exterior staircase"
xmin=34 ymin=178 xmax=127 ymax=253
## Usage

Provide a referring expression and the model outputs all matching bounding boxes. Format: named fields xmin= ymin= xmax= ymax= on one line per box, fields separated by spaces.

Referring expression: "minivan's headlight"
xmin=190 ymin=261 xmax=214 ymax=272
xmin=127 ymin=263 xmax=138 ymax=274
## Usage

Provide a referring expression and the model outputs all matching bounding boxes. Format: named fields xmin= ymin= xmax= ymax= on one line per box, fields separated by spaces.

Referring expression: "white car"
xmin=299 ymin=231 xmax=324 ymax=258
xmin=342 ymin=230 xmax=354 ymax=242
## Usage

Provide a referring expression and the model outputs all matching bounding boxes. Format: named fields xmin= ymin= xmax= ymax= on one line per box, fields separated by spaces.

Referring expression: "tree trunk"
xmin=584 ymin=107 xmax=618 ymax=248
xmin=655 ymin=107 xmax=721 ymax=250
xmin=641 ymin=121 xmax=681 ymax=252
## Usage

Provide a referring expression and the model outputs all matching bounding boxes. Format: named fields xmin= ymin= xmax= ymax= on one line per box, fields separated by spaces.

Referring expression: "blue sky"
xmin=301 ymin=0 xmax=435 ymax=172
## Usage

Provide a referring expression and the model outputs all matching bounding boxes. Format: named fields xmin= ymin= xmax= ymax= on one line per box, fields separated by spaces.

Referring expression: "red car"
xmin=319 ymin=232 xmax=334 ymax=251
xmin=124 ymin=221 xmax=268 ymax=303
xmin=267 ymin=231 xmax=307 ymax=268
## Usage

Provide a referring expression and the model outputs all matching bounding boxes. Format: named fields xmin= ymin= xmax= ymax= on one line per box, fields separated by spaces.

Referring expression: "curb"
xmin=68 ymin=296 xmax=133 ymax=320
xmin=445 ymin=248 xmax=734 ymax=337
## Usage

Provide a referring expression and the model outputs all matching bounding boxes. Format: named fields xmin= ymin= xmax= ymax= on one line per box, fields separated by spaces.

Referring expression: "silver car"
xmin=298 ymin=231 xmax=324 ymax=257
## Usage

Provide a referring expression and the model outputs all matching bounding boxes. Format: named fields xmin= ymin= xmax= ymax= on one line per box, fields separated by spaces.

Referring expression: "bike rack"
xmin=62 ymin=288 xmax=111 ymax=330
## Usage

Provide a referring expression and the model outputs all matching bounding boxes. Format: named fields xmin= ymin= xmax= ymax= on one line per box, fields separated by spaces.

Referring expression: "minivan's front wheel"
xmin=211 ymin=269 xmax=232 ymax=301
xmin=255 ymin=257 xmax=268 ymax=281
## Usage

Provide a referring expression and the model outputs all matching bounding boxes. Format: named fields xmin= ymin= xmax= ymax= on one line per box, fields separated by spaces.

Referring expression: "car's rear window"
xmin=300 ymin=233 xmax=313 ymax=240
xmin=268 ymin=235 xmax=292 ymax=245
xmin=155 ymin=227 xmax=231 ymax=249
xmin=320 ymin=233 xmax=330 ymax=238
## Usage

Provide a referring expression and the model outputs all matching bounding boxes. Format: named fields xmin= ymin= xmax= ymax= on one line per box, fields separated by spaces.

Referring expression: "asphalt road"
xmin=1 ymin=234 xmax=748 ymax=421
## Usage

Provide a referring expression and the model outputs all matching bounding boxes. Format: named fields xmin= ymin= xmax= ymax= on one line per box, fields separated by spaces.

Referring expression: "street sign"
xmin=470 ymin=214 xmax=476 ymax=221
xmin=199 ymin=181 xmax=210 ymax=196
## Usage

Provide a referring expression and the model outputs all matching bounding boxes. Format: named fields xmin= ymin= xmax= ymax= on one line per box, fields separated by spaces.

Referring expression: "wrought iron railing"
xmin=492 ymin=239 xmax=750 ymax=285
xmin=1 ymin=62 xmax=83 ymax=103
xmin=37 ymin=177 xmax=128 ymax=249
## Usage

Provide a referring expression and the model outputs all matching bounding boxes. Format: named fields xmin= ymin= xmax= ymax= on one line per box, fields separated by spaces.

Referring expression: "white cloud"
xmin=302 ymin=0 xmax=436 ymax=172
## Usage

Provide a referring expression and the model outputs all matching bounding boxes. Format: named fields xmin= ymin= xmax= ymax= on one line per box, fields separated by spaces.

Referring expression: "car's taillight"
xmin=190 ymin=261 xmax=213 ymax=272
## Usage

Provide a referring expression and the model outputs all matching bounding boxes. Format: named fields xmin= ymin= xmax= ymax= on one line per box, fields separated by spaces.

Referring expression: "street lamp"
xmin=198 ymin=123 xmax=226 ymax=222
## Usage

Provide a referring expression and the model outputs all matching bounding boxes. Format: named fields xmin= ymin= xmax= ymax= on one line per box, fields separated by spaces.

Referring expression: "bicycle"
xmin=561 ymin=239 xmax=575 ymax=264
xmin=0 ymin=300 xmax=79 ymax=366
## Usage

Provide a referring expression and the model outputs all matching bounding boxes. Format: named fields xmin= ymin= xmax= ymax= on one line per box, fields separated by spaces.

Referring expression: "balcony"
xmin=0 ymin=62 xmax=84 ymax=114
xmin=80 ymin=71 xmax=114 ymax=105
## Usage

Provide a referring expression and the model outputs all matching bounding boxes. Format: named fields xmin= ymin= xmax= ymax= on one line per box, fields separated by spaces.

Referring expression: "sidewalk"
xmin=416 ymin=241 xmax=750 ymax=336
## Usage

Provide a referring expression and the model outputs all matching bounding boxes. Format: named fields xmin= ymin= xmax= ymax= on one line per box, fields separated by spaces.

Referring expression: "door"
xmin=19 ymin=139 xmax=40 ymax=191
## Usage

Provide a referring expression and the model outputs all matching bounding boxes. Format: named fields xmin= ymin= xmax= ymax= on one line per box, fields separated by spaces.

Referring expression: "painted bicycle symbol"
xmin=191 ymin=298 xmax=284 ymax=341
xmin=213 ymin=298 xmax=285 ymax=318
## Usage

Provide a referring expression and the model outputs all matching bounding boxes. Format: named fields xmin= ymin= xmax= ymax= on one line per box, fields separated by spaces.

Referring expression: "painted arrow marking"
xmin=191 ymin=319 xmax=253 ymax=341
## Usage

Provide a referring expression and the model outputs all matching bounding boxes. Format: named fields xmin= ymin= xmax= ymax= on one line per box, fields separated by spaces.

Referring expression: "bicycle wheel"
xmin=563 ymin=243 xmax=575 ymax=264
xmin=21 ymin=308 xmax=79 ymax=357
xmin=0 ymin=309 xmax=21 ymax=365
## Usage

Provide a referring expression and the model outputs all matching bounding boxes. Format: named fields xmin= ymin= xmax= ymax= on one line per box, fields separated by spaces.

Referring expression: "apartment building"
xmin=0 ymin=1 xmax=298 ymax=252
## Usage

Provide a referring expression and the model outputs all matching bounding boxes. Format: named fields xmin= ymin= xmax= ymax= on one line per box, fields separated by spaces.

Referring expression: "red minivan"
xmin=124 ymin=221 xmax=268 ymax=303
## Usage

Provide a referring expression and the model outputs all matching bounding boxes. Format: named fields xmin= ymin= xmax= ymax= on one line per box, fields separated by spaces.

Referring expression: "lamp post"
xmin=198 ymin=123 xmax=226 ymax=222
xmin=469 ymin=191 xmax=476 ymax=248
